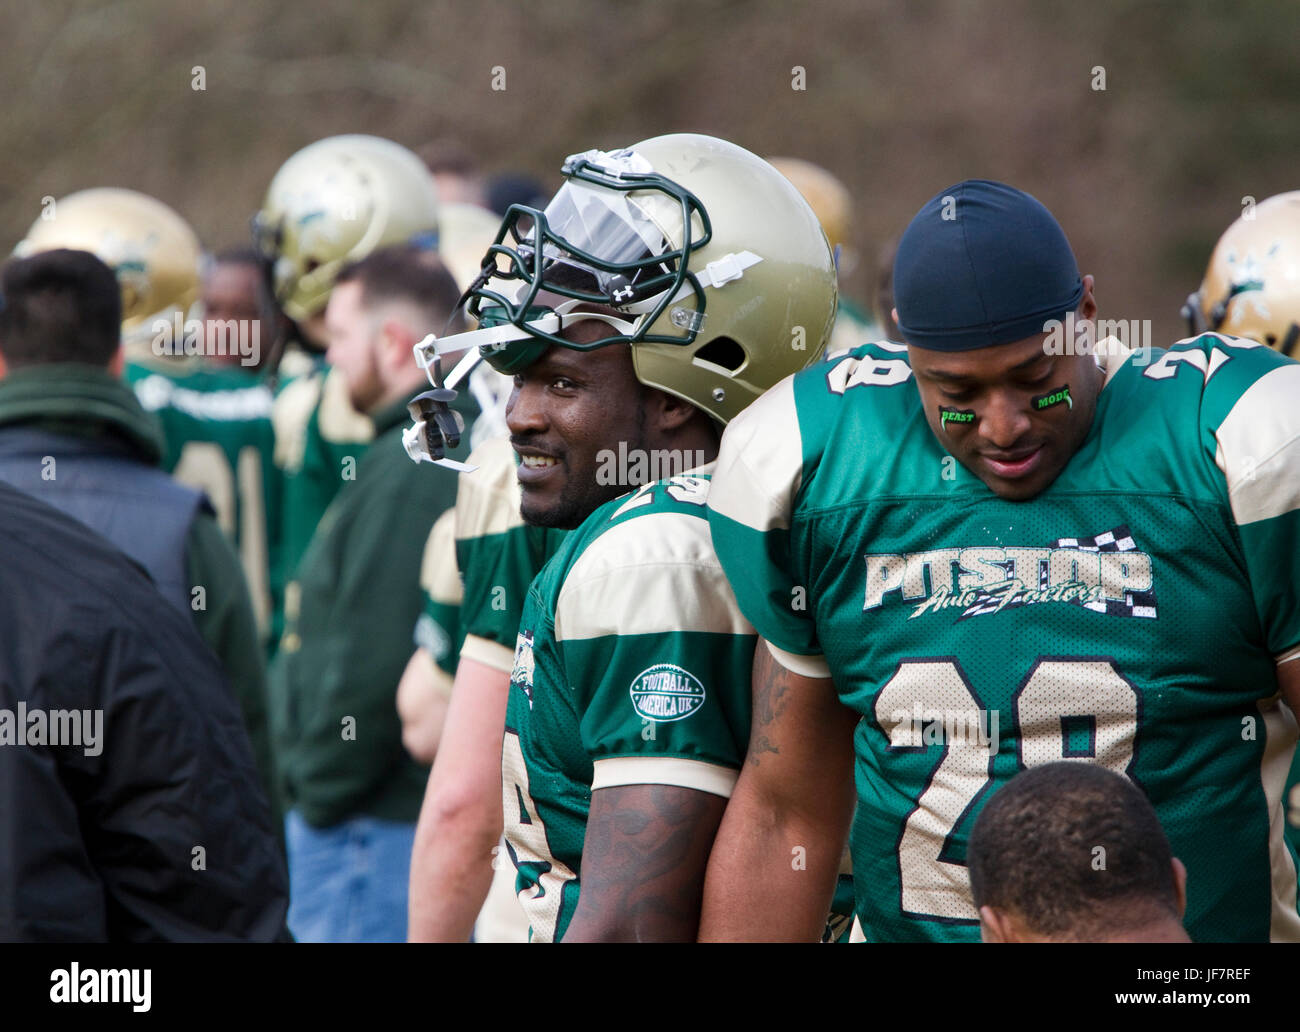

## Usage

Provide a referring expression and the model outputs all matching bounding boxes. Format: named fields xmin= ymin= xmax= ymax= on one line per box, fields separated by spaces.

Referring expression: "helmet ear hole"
xmin=693 ymin=335 xmax=746 ymax=373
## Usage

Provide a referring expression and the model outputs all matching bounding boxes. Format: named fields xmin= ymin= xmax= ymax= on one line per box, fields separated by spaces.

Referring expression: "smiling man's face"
xmin=908 ymin=293 xmax=1104 ymax=501
xmin=505 ymin=320 xmax=650 ymax=528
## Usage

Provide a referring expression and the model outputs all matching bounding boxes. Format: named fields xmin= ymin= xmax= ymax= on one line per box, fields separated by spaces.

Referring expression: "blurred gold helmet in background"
xmin=15 ymin=187 xmax=202 ymax=341
xmin=1184 ymin=191 xmax=1300 ymax=356
xmin=253 ymin=134 xmax=440 ymax=323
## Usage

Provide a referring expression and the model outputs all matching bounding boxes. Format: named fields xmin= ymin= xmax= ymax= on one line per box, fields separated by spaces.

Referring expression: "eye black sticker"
xmin=1033 ymin=384 xmax=1072 ymax=411
xmin=939 ymin=406 xmax=975 ymax=431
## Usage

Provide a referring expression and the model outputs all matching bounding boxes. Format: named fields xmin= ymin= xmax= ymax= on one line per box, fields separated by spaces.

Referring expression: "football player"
xmin=407 ymin=433 xmax=568 ymax=942
xmin=254 ymin=134 xmax=438 ymax=615
xmin=16 ymin=189 xmax=281 ymax=642
xmin=268 ymin=245 xmax=477 ymax=942
xmin=398 ymin=507 xmax=463 ymax=765
xmin=1183 ymin=191 xmax=1300 ymax=856
xmin=199 ymin=247 xmax=283 ymax=372
xmin=405 ymin=133 xmax=837 ymax=941
xmin=968 ymin=762 xmax=1190 ymax=942
xmin=703 ymin=179 xmax=1300 ymax=942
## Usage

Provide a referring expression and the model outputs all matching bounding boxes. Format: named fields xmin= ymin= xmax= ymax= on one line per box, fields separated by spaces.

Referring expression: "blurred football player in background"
xmin=0 ymin=248 xmax=278 ymax=834
xmin=268 ymin=245 xmax=476 ymax=943
xmin=15 ymin=188 xmax=281 ymax=645
xmin=407 ymin=431 xmax=567 ymax=942
xmin=968 ymin=762 xmax=1190 ymax=942
xmin=1183 ymin=190 xmax=1300 ymax=857
xmin=703 ymin=178 xmax=1300 ymax=943
xmin=768 ymin=156 xmax=881 ymax=355
xmin=255 ymin=134 xmax=439 ymax=632
xmin=200 ymin=247 xmax=284 ymax=372
xmin=398 ymin=507 xmax=463 ymax=766
xmin=1183 ymin=191 xmax=1300 ymax=357
xmin=406 ymin=133 xmax=837 ymax=941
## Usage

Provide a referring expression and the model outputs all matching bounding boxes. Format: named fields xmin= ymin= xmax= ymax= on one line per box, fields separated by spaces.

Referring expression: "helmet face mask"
xmin=449 ymin=135 xmax=838 ymax=424
xmin=470 ymin=148 xmax=714 ymax=369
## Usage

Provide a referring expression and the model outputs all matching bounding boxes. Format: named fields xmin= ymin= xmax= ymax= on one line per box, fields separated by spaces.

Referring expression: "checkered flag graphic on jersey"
xmin=959 ymin=525 xmax=1159 ymax=620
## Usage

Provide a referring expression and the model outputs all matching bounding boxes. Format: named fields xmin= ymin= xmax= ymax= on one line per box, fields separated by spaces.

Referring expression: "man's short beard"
xmin=520 ymin=491 xmax=588 ymax=530
xmin=520 ymin=393 xmax=649 ymax=530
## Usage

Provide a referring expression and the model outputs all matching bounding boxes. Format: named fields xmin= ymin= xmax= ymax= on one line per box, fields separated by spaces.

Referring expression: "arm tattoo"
xmin=568 ymin=784 xmax=726 ymax=941
xmin=749 ymin=643 xmax=798 ymax=766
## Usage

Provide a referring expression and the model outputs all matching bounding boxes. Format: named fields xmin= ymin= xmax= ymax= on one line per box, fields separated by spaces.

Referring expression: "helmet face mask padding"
xmin=452 ymin=134 xmax=838 ymax=425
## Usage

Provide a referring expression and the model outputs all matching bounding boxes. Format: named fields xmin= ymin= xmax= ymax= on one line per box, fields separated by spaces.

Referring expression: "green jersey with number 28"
xmin=708 ymin=334 xmax=1300 ymax=943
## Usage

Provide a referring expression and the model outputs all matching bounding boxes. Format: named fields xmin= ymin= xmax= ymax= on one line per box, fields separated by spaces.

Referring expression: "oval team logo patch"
xmin=630 ymin=663 xmax=705 ymax=722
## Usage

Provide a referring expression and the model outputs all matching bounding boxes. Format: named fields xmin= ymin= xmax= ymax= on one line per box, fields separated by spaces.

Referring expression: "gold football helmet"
xmin=253 ymin=134 xmax=440 ymax=323
xmin=14 ymin=187 xmax=202 ymax=341
xmin=449 ymin=133 xmax=837 ymax=425
xmin=1184 ymin=191 xmax=1300 ymax=356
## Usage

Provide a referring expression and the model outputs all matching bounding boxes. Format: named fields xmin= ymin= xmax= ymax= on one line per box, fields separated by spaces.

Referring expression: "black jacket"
xmin=0 ymin=480 xmax=288 ymax=941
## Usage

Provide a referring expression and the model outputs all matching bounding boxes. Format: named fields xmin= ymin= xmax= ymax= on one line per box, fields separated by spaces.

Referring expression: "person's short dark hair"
xmin=207 ymin=247 xmax=276 ymax=316
xmin=967 ymin=762 xmax=1180 ymax=940
xmin=417 ymin=138 xmax=480 ymax=179
xmin=0 ymin=249 xmax=121 ymax=368
xmin=212 ymin=246 xmax=265 ymax=270
xmin=486 ymin=172 xmax=548 ymax=217
xmin=334 ymin=245 xmax=466 ymax=336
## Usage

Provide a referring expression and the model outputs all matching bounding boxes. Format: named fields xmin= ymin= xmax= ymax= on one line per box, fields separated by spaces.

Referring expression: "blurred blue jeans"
xmin=285 ymin=810 xmax=416 ymax=942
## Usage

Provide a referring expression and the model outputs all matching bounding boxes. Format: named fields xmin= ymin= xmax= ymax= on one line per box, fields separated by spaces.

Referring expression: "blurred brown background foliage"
xmin=2 ymin=0 xmax=1296 ymax=344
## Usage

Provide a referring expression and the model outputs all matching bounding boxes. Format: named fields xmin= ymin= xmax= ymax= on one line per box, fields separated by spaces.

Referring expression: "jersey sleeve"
xmin=1195 ymin=336 xmax=1300 ymax=657
xmin=706 ymin=374 xmax=828 ymax=676
xmin=554 ymin=507 xmax=756 ymax=798
xmin=413 ymin=508 xmax=463 ymax=678
xmin=456 ymin=436 xmax=565 ymax=673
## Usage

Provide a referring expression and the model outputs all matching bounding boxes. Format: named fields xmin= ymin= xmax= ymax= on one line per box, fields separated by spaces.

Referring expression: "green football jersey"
xmin=502 ymin=468 xmax=756 ymax=942
xmin=708 ymin=334 xmax=1300 ymax=943
xmin=454 ymin=437 xmax=568 ymax=675
xmin=272 ymin=365 xmax=374 ymax=597
xmin=414 ymin=508 xmax=464 ymax=679
xmin=125 ymin=359 xmax=279 ymax=642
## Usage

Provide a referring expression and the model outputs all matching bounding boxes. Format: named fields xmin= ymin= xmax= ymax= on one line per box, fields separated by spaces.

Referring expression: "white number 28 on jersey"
xmin=872 ymin=656 xmax=1140 ymax=922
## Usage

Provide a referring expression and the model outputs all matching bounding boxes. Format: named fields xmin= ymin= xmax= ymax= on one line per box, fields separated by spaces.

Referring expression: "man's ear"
xmin=1079 ymin=273 xmax=1097 ymax=322
xmin=642 ymin=386 xmax=700 ymax=435
xmin=107 ymin=343 xmax=125 ymax=379
xmin=1171 ymin=857 xmax=1188 ymax=919
xmin=378 ymin=317 xmax=415 ymax=371
xmin=978 ymin=905 xmax=1013 ymax=943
